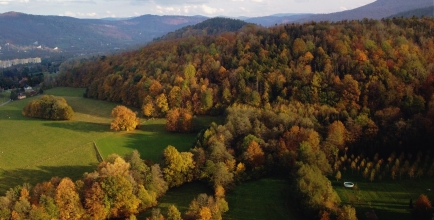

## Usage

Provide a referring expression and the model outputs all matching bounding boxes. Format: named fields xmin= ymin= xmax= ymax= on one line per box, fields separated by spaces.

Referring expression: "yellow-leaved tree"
xmin=110 ymin=105 xmax=140 ymax=131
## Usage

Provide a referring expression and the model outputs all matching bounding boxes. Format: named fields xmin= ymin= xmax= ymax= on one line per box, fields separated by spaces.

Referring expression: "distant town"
xmin=0 ymin=57 xmax=42 ymax=68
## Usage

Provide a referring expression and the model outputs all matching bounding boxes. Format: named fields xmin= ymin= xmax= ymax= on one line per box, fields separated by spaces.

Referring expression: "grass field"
xmin=0 ymin=92 xmax=9 ymax=105
xmin=96 ymin=116 xmax=223 ymax=163
xmin=333 ymin=172 xmax=434 ymax=219
xmin=137 ymin=178 xmax=298 ymax=220
xmin=224 ymin=178 xmax=298 ymax=220
xmin=138 ymin=181 xmax=213 ymax=218
xmin=0 ymin=87 xmax=219 ymax=193
xmin=0 ymin=88 xmax=106 ymax=193
xmin=96 ymin=119 xmax=198 ymax=163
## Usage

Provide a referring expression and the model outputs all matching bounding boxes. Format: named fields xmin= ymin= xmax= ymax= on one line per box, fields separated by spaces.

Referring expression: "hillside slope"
xmin=244 ymin=14 xmax=314 ymax=26
xmin=388 ymin=6 xmax=434 ymax=18
xmin=298 ymin=0 xmax=433 ymax=22
xmin=155 ymin=17 xmax=249 ymax=41
xmin=0 ymin=12 xmax=207 ymax=59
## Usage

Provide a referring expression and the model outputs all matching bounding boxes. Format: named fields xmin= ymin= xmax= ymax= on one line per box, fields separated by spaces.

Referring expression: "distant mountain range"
xmin=0 ymin=0 xmax=432 ymax=60
xmin=388 ymin=6 xmax=434 ymax=18
xmin=0 ymin=12 xmax=207 ymax=59
xmin=296 ymin=0 xmax=433 ymax=22
xmin=243 ymin=14 xmax=314 ymax=27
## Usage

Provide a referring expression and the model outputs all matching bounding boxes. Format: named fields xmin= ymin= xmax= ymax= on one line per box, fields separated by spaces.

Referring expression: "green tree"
xmin=162 ymin=145 xmax=195 ymax=187
xmin=100 ymin=175 xmax=140 ymax=218
xmin=166 ymin=205 xmax=182 ymax=220
xmin=335 ymin=170 xmax=342 ymax=181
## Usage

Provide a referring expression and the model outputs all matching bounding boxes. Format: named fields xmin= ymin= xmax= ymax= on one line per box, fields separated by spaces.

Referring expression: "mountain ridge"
xmin=297 ymin=0 xmax=433 ymax=22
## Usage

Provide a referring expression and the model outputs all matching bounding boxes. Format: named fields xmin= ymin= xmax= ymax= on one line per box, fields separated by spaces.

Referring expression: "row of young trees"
xmin=22 ymin=95 xmax=74 ymax=120
xmin=335 ymin=150 xmax=434 ymax=182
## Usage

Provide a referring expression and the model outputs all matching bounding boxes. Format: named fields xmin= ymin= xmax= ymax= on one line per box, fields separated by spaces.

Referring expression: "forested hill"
xmin=58 ymin=17 xmax=434 ymax=155
xmin=154 ymin=17 xmax=249 ymax=41
xmin=297 ymin=0 xmax=433 ymax=22
xmin=243 ymin=13 xmax=314 ymax=27
xmin=0 ymin=12 xmax=207 ymax=59
xmin=388 ymin=6 xmax=434 ymax=18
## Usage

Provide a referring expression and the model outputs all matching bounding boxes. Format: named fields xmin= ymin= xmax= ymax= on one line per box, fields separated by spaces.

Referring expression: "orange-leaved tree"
xmin=110 ymin=105 xmax=140 ymax=131
xmin=413 ymin=194 xmax=433 ymax=220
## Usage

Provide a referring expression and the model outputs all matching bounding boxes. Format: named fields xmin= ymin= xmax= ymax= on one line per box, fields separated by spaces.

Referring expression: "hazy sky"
xmin=0 ymin=0 xmax=376 ymax=18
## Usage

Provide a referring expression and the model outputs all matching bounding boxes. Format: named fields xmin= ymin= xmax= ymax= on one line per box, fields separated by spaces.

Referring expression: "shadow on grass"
xmin=140 ymin=122 xmax=167 ymax=133
xmin=43 ymin=121 xmax=109 ymax=133
xmin=0 ymin=164 xmax=96 ymax=195
xmin=355 ymin=206 xmax=412 ymax=220
xmin=117 ymin=130 xmax=197 ymax=163
xmin=0 ymin=109 xmax=36 ymax=121
xmin=137 ymin=181 xmax=212 ymax=219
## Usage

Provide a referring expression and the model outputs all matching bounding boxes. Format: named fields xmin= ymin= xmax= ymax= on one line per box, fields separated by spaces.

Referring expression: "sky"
xmin=0 ymin=0 xmax=376 ymax=19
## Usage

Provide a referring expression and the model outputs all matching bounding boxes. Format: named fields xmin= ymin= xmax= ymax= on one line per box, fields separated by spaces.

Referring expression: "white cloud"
xmin=148 ymin=0 xmax=208 ymax=5
xmin=0 ymin=0 xmax=377 ymax=18
xmin=62 ymin=11 xmax=76 ymax=16
xmin=200 ymin=4 xmax=223 ymax=14
xmin=86 ymin=12 xmax=97 ymax=16
xmin=155 ymin=5 xmax=182 ymax=14
xmin=239 ymin=7 xmax=249 ymax=12
xmin=0 ymin=0 xmax=29 ymax=5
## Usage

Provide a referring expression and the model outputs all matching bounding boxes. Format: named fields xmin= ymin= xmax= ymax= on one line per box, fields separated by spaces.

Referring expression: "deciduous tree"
xmin=110 ymin=105 xmax=140 ymax=131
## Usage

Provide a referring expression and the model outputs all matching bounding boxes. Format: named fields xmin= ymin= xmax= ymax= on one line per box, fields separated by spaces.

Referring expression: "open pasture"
xmin=224 ymin=178 xmax=297 ymax=220
xmin=0 ymin=87 xmax=109 ymax=193
xmin=96 ymin=115 xmax=223 ymax=163
xmin=333 ymin=173 xmax=434 ymax=219
xmin=138 ymin=178 xmax=298 ymax=220
xmin=96 ymin=118 xmax=198 ymax=163
xmin=0 ymin=87 xmax=216 ymax=193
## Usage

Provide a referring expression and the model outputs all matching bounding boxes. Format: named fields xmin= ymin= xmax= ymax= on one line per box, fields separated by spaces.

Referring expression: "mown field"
xmin=138 ymin=178 xmax=298 ymax=220
xmin=0 ymin=92 xmax=9 ymax=105
xmin=224 ymin=178 xmax=298 ymax=220
xmin=333 ymin=173 xmax=434 ymax=219
xmin=0 ymin=87 xmax=208 ymax=193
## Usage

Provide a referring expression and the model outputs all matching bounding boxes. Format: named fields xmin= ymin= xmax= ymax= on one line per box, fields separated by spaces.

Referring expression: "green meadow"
xmin=138 ymin=178 xmax=297 ymax=220
xmin=224 ymin=178 xmax=298 ymax=220
xmin=333 ymin=173 xmax=434 ymax=219
xmin=0 ymin=87 xmax=208 ymax=193
xmin=138 ymin=181 xmax=214 ymax=218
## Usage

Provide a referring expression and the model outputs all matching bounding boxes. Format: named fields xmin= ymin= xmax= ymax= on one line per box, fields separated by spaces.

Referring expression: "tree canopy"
xmin=110 ymin=105 xmax=140 ymax=131
xmin=22 ymin=95 xmax=74 ymax=120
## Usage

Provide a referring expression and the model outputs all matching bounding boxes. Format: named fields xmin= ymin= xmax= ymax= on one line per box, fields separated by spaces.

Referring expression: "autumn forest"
xmin=1 ymin=16 xmax=434 ymax=219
